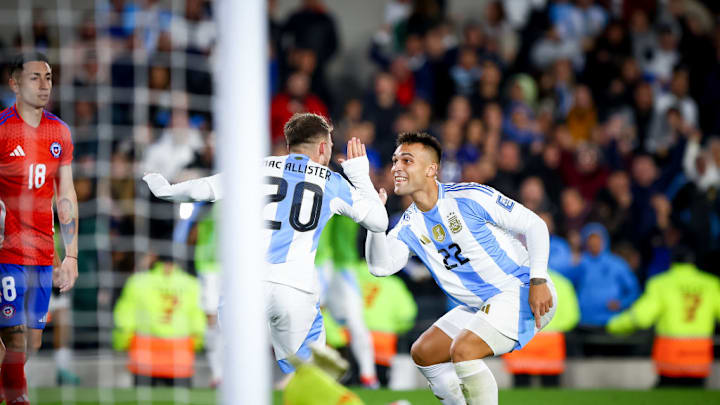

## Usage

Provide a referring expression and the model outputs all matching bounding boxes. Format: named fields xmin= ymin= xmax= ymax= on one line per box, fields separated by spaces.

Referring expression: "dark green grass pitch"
xmin=28 ymin=387 xmax=720 ymax=405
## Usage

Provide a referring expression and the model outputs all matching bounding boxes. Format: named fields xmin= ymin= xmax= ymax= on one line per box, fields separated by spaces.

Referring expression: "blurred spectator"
xmin=573 ymin=223 xmax=639 ymax=327
xmin=143 ymin=108 xmax=204 ymax=182
xmin=519 ymin=176 xmax=555 ymax=214
xmin=489 ymin=141 xmax=524 ymax=199
xmin=113 ymin=255 xmax=206 ymax=387
xmin=683 ymin=135 xmax=720 ymax=192
xmin=450 ymin=47 xmax=481 ymax=97
xmin=169 ymin=0 xmax=214 ymax=54
xmin=590 ymin=170 xmax=634 ymax=244
xmin=629 ymin=10 xmax=657 ymax=70
xmin=470 ymin=60 xmax=502 ymax=117
xmin=643 ymin=25 xmax=679 ymax=85
xmin=558 ymin=187 xmax=589 ymax=240
xmin=531 ymin=26 xmax=582 ymax=70
xmin=363 ymin=72 xmax=403 ymax=164
xmin=566 ymin=85 xmax=597 ymax=144
xmin=525 ymin=142 xmax=565 ymax=204
xmin=503 ymin=102 xmax=541 ymax=145
xmin=630 ymin=82 xmax=655 ymax=152
xmin=559 ymin=143 xmax=609 ymax=202
xmin=390 ymin=57 xmax=416 ymax=106
xmin=457 ymin=118 xmax=485 ymax=164
xmin=334 ymin=98 xmax=364 ymax=143
xmin=654 ymin=68 xmax=698 ymax=134
xmin=446 ymin=95 xmax=471 ymax=128
xmin=281 ymin=0 xmax=338 ymax=86
xmin=438 ymin=120 xmax=463 ymax=182
xmin=608 ymin=246 xmax=720 ymax=387
xmin=482 ymin=0 xmax=519 ymax=65
xmin=270 ymin=71 xmax=328 ymax=143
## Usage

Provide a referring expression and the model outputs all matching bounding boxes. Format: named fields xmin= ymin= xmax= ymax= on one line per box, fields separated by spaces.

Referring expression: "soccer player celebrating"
xmin=143 ymin=113 xmax=388 ymax=373
xmin=0 ymin=52 xmax=79 ymax=404
xmin=365 ymin=132 xmax=556 ymax=405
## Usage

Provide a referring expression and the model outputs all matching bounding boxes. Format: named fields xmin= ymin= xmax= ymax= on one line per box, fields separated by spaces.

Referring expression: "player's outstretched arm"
xmin=336 ymin=138 xmax=388 ymax=233
xmin=55 ymin=164 xmax=79 ymax=293
xmin=143 ymin=173 xmax=223 ymax=202
xmin=364 ymin=189 xmax=411 ymax=277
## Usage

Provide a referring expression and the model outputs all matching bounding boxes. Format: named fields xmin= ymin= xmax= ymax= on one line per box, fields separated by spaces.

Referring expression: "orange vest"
xmin=370 ymin=331 xmax=397 ymax=367
xmin=503 ymin=331 xmax=566 ymax=375
xmin=128 ymin=335 xmax=195 ymax=378
xmin=652 ymin=337 xmax=713 ymax=378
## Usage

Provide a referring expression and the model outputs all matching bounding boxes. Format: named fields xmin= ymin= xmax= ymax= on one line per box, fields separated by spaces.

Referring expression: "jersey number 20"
xmin=264 ymin=176 xmax=323 ymax=232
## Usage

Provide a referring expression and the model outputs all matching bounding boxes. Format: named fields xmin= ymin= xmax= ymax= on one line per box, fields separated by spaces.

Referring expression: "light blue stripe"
xmin=311 ymin=173 xmax=342 ymax=252
xmin=266 ymin=155 xmax=306 ymax=263
xmin=421 ymin=206 xmax=502 ymax=303
xmin=456 ymin=198 xmax=529 ymax=284
xmin=444 ymin=183 xmax=494 ymax=195
xmin=277 ymin=303 xmax=324 ymax=373
xmin=514 ymin=284 xmax=535 ymax=350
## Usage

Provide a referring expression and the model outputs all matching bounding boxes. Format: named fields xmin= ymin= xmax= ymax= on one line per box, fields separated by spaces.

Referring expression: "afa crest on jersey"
xmin=448 ymin=213 xmax=463 ymax=233
xmin=50 ymin=142 xmax=62 ymax=158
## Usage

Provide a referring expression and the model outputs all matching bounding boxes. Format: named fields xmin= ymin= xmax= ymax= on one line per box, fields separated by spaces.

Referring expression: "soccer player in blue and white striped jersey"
xmin=143 ymin=113 xmax=388 ymax=374
xmin=366 ymin=132 xmax=556 ymax=405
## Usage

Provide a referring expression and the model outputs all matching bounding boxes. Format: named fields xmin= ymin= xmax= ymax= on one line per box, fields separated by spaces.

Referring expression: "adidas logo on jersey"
xmin=9 ymin=145 xmax=25 ymax=157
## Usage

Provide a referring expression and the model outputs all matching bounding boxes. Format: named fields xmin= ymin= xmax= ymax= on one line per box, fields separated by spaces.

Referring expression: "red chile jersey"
xmin=0 ymin=105 xmax=74 ymax=266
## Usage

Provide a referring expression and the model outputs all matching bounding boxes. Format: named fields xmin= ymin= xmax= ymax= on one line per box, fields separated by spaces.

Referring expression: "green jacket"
xmin=194 ymin=205 xmax=220 ymax=275
xmin=355 ymin=262 xmax=417 ymax=334
xmin=607 ymin=263 xmax=720 ymax=337
xmin=113 ymin=262 xmax=207 ymax=351
xmin=545 ymin=270 xmax=580 ymax=333
xmin=315 ymin=216 xmax=361 ymax=269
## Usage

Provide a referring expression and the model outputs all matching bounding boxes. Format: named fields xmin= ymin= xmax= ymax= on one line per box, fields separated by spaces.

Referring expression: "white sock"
xmin=344 ymin=294 xmax=376 ymax=380
xmin=55 ymin=347 xmax=71 ymax=370
xmin=454 ymin=359 xmax=498 ymax=405
xmin=206 ymin=323 xmax=223 ymax=381
xmin=417 ymin=362 xmax=466 ymax=405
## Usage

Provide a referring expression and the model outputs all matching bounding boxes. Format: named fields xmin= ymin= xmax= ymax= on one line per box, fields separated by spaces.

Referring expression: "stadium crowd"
xmin=1 ymin=0 xmax=719 ymax=384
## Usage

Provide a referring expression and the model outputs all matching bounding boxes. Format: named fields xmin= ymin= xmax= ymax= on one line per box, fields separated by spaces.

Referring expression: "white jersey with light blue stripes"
xmin=261 ymin=153 xmax=370 ymax=293
xmin=389 ymin=182 xmax=533 ymax=309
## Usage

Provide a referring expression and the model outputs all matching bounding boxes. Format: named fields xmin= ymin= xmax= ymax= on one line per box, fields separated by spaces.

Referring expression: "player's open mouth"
xmin=394 ymin=176 xmax=408 ymax=183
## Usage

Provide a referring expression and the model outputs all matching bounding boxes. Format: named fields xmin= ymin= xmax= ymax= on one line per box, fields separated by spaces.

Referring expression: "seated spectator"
xmin=450 ymin=47 xmax=481 ymax=97
xmin=363 ymin=72 xmax=403 ymax=164
xmin=270 ymin=71 xmax=328 ymax=143
xmin=574 ymin=223 xmax=639 ymax=327
xmin=566 ymin=85 xmax=597 ymax=144
xmin=503 ymin=102 xmax=542 ymax=145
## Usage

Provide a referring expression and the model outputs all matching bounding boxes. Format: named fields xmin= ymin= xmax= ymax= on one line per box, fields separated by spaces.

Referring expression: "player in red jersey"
xmin=0 ymin=52 xmax=78 ymax=404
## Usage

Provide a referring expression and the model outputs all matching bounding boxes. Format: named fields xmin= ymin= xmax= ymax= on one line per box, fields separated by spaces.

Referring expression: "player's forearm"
xmin=357 ymin=203 xmax=389 ymax=233
xmin=365 ymin=231 xmax=406 ymax=277
xmin=524 ymin=211 xmax=550 ymax=281
xmin=341 ymin=156 xmax=383 ymax=205
xmin=143 ymin=173 xmax=223 ymax=202
xmin=57 ymin=189 xmax=79 ymax=257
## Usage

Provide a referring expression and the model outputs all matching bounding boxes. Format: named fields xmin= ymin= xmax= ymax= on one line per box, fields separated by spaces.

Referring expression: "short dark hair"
xmin=396 ymin=132 xmax=442 ymax=163
xmin=284 ymin=113 xmax=332 ymax=148
xmin=9 ymin=52 xmax=50 ymax=77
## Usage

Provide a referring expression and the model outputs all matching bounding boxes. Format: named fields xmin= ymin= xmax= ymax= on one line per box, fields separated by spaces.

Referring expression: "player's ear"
xmin=8 ymin=75 xmax=18 ymax=93
xmin=426 ymin=162 xmax=438 ymax=178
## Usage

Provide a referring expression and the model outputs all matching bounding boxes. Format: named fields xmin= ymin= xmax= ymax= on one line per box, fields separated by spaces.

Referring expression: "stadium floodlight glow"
xmin=215 ymin=0 xmax=270 ymax=404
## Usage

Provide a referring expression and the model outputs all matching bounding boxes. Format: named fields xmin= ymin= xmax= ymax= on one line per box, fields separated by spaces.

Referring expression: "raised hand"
xmin=338 ymin=137 xmax=367 ymax=163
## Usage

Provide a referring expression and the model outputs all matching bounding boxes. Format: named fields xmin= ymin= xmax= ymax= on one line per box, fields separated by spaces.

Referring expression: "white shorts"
xmin=264 ymin=281 xmax=325 ymax=373
xmin=434 ymin=282 xmax=558 ymax=355
xmin=199 ymin=272 xmax=221 ymax=314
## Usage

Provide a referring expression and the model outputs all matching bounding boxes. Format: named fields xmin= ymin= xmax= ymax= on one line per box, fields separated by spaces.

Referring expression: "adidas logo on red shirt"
xmin=8 ymin=145 xmax=25 ymax=157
